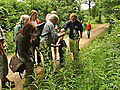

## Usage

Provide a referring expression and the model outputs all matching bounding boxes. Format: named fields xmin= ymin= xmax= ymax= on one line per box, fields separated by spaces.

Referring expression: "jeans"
xmin=87 ymin=30 xmax=90 ymax=38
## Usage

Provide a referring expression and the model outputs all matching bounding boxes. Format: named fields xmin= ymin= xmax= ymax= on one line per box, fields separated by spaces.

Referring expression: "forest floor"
xmin=0 ymin=24 xmax=109 ymax=90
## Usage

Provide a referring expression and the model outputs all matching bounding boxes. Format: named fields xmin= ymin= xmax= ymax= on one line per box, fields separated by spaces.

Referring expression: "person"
xmin=40 ymin=14 xmax=65 ymax=65
xmin=29 ymin=10 xmax=41 ymax=26
xmin=0 ymin=11 xmax=15 ymax=89
xmin=51 ymin=11 xmax=59 ymax=60
xmin=16 ymin=22 xmax=36 ymax=87
xmin=62 ymin=13 xmax=83 ymax=60
xmin=51 ymin=11 xmax=58 ymax=30
xmin=29 ymin=10 xmax=41 ymax=65
xmin=86 ymin=21 xmax=91 ymax=38
xmin=58 ymin=36 xmax=67 ymax=66
xmin=14 ymin=15 xmax=29 ymax=42
xmin=80 ymin=20 xmax=84 ymax=38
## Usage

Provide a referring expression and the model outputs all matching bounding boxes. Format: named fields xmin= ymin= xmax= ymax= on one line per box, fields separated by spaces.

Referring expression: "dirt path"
xmin=64 ymin=24 xmax=109 ymax=49
xmin=1 ymin=24 xmax=109 ymax=90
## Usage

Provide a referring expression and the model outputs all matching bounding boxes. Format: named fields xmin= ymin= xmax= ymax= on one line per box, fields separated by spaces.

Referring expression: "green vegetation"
xmin=0 ymin=0 xmax=119 ymax=54
xmin=30 ymin=18 xmax=120 ymax=90
xmin=0 ymin=0 xmax=119 ymax=89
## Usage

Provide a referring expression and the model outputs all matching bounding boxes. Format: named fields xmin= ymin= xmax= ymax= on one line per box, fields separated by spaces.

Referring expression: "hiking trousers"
xmin=24 ymin=59 xmax=34 ymax=86
xmin=69 ymin=38 xmax=79 ymax=60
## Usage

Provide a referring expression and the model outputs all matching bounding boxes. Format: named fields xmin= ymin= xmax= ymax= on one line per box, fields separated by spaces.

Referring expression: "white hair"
xmin=46 ymin=14 xmax=51 ymax=22
xmin=49 ymin=14 xmax=59 ymax=21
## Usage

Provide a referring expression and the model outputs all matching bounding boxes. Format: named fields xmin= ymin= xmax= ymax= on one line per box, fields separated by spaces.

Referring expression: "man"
xmin=40 ymin=14 xmax=65 ymax=64
xmin=50 ymin=11 xmax=59 ymax=60
xmin=62 ymin=13 xmax=83 ymax=60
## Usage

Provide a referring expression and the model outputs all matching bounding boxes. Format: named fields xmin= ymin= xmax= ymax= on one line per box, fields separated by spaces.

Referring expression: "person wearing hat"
xmin=0 ymin=11 xmax=15 ymax=89
xmin=62 ymin=13 xmax=83 ymax=60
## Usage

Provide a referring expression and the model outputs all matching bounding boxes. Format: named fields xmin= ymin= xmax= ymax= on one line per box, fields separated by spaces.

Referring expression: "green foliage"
xmin=79 ymin=24 xmax=120 ymax=89
xmin=5 ymin=31 xmax=15 ymax=54
xmin=0 ymin=0 xmax=86 ymax=54
xmin=31 ymin=20 xmax=120 ymax=89
xmin=0 ymin=0 xmax=119 ymax=89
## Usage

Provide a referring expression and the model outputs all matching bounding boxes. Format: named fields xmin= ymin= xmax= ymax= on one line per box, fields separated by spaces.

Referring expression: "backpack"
xmin=32 ymin=22 xmax=46 ymax=48
xmin=9 ymin=54 xmax=26 ymax=73
xmin=9 ymin=54 xmax=26 ymax=79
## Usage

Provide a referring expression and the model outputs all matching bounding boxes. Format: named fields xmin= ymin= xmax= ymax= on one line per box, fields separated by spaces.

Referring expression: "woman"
xmin=14 ymin=15 xmax=29 ymax=41
xmin=29 ymin=10 xmax=41 ymax=65
xmin=29 ymin=10 xmax=41 ymax=26
xmin=16 ymin=22 xmax=36 ymax=87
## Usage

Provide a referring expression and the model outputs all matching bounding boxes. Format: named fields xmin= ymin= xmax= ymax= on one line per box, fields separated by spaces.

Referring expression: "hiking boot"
xmin=2 ymin=81 xmax=15 ymax=89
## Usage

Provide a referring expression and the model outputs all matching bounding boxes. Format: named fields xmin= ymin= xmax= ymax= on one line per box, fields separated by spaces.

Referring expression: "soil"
xmin=0 ymin=24 xmax=109 ymax=90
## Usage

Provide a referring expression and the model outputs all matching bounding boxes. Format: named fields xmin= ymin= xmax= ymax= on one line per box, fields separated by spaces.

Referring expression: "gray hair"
xmin=49 ymin=14 xmax=59 ymax=21
xmin=20 ymin=15 xmax=29 ymax=23
xmin=46 ymin=14 xmax=51 ymax=21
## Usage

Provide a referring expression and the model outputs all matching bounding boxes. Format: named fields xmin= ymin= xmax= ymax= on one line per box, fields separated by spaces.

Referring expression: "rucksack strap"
xmin=19 ymin=73 xmax=23 ymax=79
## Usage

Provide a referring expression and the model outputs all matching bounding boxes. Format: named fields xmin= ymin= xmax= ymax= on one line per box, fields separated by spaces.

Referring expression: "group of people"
xmin=0 ymin=9 xmax=92 ymax=89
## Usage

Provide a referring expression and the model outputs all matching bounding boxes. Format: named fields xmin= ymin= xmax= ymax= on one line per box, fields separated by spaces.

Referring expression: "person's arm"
xmin=61 ymin=21 xmax=70 ymax=33
xmin=63 ymin=40 xmax=67 ymax=47
xmin=14 ymin=25 xmax=21 ymax=41
xmin=64 ymin=21 xmax=69 ymax=30
xmin=50 ymin=28 xmax=65 ymax=45
xmin=90 ymin=24 xmax=91 ymax=30
xmin=78 ymin=22 xmax=83 ymax=41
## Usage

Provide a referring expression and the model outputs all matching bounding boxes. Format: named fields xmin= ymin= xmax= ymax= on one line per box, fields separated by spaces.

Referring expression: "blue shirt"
xmin=64 ymin=20 xmax=82 ymax=39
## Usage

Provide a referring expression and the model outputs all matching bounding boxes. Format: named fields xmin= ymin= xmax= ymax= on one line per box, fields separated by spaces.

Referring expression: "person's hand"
xmin=57 ymin=32 xmax=65 ymax=37
xmin=61 ymin=29 xmax=65 ymax=33
xmin=77 ymin=36 xmax=80 ymax=42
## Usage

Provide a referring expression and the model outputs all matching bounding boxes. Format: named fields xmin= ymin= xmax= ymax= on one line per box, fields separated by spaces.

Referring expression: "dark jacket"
xmin=64 ymin=20 xmax=83 ymax=39
xmin=16 ymin=33 xmax=31 ymax=62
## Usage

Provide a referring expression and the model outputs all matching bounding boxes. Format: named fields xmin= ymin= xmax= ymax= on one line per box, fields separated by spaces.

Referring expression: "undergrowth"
xmin=28 ymin=20 xmax=120 ymax=90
